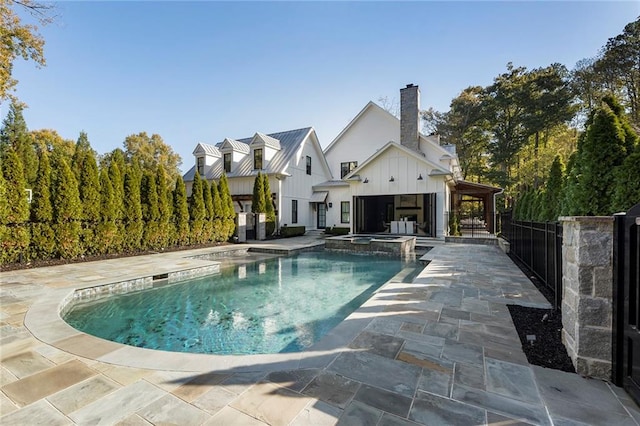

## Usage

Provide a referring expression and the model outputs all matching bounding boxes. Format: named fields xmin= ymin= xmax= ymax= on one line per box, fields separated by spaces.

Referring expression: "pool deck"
xmin=1 ymin=235 xmax=638 ymax=425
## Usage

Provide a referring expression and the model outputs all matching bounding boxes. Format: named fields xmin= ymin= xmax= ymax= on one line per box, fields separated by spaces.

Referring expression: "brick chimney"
xmin=400 ymin=84 xmax=420 ymax=152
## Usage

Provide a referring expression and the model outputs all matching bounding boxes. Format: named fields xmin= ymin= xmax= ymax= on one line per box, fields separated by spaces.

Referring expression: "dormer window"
xmin=224 ymin=153 xmax=231 ymax=173
xmin=254 ymin=148 xmax=263 ymax=170
xmin=197 ymin=157 xmax=205 ymax=176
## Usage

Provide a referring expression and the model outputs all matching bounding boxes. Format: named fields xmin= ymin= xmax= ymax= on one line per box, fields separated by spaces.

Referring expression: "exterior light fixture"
xmin=389 ymin=176 xmax=395 ymax=182
xmin=417 ymin=174 xmax=423 ymax=180
xmin=328 ymin=202 xmax=332 ymax=208
xmin=363 ymin=178 xmax=369 ymax=183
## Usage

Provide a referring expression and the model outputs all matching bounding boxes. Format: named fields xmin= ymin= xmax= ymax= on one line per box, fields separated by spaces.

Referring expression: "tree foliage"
xmin=0 ymin=100 xmax=37 ymax=186
xmin=189 ymin=171 xmax=206 ymax=244
xmin=0 ymin=146 xmax=29 ymax=262
xmin=562 ymin=96 xmax=634 ymax=215
xmin=51 ymin=154 xmax=82 ymax=258
xmin=0 ymin=0 xmax=50 ymax=102
xmin=30 ymin=149 xmax=55 ymax=258
xmin=263 ymin=173 xmax=276 ymax=235
xmin=218 ymin=173 xmax=236 ymax=241
xmin=173 ymin=175 xmax=190 ymax=245
xmin=252 ymin=172 xmax=266 ymax=213
xmin=123 ymin=132 xmax=182 ymax=181
xmin=122 ymin=163 xmax=143 ymax=251
xmin=95 ymin=168 xmax=118 ymax=254
xmin=539 ymin=156 xmax=564 ymax=221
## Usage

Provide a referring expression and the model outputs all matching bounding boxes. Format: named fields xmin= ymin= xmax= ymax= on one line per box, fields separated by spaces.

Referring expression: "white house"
xmin=183 ymin=127 xmax=333 ymax=231
xmin=319 ymin=84 xmax=502 ymax=238
xmin=184 ymin=84 xmax=500 ymax=237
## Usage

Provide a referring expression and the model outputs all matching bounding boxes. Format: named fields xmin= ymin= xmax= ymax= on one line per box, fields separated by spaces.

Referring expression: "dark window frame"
xmin=254 ymin=148 xmax=263 ymax=170
xmin=341 ymin=201 xmax=350 ymax=223
xmin=340 ymin=161 xmax=358 ymax=178
xmin=223 ymin=153 xmax=232 ymax=173
xmin=306 ymin=156 xmax=312 ymax=175
xmin=292 ymin=199 xmax=298 ymax=224
xmin=197 ymin=157 xmax=205 ymax=176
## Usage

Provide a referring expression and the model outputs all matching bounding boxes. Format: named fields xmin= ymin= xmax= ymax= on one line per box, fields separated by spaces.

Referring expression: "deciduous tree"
xmin=0 ymin=0 xmax=50 ymax=102
xmin=123 ymin=132 xmax=182 ymax=180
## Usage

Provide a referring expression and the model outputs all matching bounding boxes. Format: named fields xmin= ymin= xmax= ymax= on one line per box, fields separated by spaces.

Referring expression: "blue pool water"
xmin=64 ymin=251 xmax=411 ymax=355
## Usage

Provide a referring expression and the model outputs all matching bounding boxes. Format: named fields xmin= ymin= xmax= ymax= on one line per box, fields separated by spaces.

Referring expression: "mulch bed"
xmin=507 ymin=253 xmax=576 ymax=373
xmin=0 ymin=242 xmax=233 ymax=273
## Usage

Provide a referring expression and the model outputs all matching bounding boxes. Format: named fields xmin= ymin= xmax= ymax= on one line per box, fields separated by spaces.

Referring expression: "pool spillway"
xmin=325 ymin=235 xmax=416 ymax=257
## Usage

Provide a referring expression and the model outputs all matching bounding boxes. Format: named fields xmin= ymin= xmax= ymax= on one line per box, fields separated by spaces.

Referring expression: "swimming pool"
xmin=64 ymin=251 xmax=413 ymax=355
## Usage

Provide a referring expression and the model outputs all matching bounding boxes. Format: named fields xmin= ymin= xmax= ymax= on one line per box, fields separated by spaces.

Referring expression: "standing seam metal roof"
xmin=183 ymin=127 xmax=313 ymax=182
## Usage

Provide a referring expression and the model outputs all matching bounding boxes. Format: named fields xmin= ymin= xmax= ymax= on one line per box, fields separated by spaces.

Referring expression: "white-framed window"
xmin=341 ymin=201 xmax=350 ymax=223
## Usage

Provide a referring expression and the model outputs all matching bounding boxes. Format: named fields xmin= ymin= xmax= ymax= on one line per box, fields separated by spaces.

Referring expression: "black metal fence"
xmin=500 ymin=211 xmax=563 ymax=310
xmin=612 ymin=203 xmax=640 ymax=400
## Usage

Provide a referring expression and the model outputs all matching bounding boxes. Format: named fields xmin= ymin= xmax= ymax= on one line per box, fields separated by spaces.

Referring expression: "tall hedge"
xmin=202 ymin=179 xmax=214 ymax=243
xmin=218 ymin=173 xmax=236 ymax=240
xmin=252 ymin=172 xmax=266 ymax=213
xmin=0 ymin=162 xmax=6 ymax=262
xmin=109 ymin=151 xmax=125 ymax=250
xmin=563 ymin=97 xmax=632 ymax=216
xmin=263 ymin=173 xmax=276 ymax=235
xmin=210 ymin=178 xmax=224 ymax=242
xmin=156 ymin=166 xmax=174 ymax=248
xmin=30 ymin=150 xmax=56 ymax=259
xmin=173 ymin=176 xmax=190 ymax=246
xmin=141 ymin=170 xmax=161 ymax=249
xmin=189 ymin=171 xmax=206 ymax=244
xmin=123 ymin=164 xmax=143 ymax=252
xmin=612 ymin=150 xmax=640 ymax=212
xmin=77 ymin=142 xmax=101 ymax=254
xmin=95 ymin=168 xmax=118 ymax=254
xmin=539 ymin=156 xmax=564 ymax=221
xmin=1 ymin=148 xmax=30 ymax=263
xmin=0 ymin=101 xmax=37 ymax=187
xmin=52 ymin=155 xmax=82 ymax=259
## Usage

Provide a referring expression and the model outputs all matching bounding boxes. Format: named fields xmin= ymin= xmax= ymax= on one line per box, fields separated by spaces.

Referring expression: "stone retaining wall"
xmin=560 ymin=216 xmax=614 ymax=380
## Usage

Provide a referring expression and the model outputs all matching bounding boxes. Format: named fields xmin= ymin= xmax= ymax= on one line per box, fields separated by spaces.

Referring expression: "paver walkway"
xmin=1 ymin=237 xmax=638 ymax=425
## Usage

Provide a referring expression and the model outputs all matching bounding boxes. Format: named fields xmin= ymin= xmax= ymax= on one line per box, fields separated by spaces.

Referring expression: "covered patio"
xmin=450 ymin=180 xmax=503 ymax=235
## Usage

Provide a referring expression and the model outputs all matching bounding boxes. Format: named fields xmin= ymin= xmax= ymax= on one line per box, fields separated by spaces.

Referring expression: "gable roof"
xmin=193 ymin=143 xmax=221 ymax=157
xmin=250 ymin=132 xmax=281 ymax=150
xmin=183 ymin=127 xmax=318 ymax=182
xmin=220 ymin=138 xmax=250 ymax=154
xmin=324 ymin=100 xmax=458 ymax=160
xmin=344 ymin=141 xmax=451 ymax=180
xmin=324 ymin=101 xmax=397 ymax=155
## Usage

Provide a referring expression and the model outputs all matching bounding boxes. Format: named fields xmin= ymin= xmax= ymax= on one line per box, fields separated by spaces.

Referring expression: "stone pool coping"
xmin=23 ymin=241 xmax=422 ymax=374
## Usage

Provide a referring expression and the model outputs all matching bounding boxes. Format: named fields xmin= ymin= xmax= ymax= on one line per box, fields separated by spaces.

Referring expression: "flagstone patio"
xmin=1 ymin=236 xmax=638 ymax=425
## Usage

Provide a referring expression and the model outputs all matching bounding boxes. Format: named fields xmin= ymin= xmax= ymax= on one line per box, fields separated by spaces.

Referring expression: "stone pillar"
xmin=256 ymin=213 xmax=266 ymax=241
xmin=560 ymin=216 xmax=614 ymax=380
xmin=236 ymin=213 xmax=248 ymax=243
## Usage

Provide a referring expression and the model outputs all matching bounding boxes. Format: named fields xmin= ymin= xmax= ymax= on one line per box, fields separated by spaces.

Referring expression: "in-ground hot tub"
xmin=325 ymin=235 xmax=416 ymax=257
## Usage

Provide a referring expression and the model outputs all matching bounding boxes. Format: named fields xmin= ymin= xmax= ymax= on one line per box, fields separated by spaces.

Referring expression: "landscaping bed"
xmin=507 ymin=254 xmax=576 ymax=373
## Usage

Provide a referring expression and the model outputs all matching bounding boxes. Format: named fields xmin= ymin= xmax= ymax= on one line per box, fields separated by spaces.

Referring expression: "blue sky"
xmin=9 ymin=1 xmax=639 ymax=172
